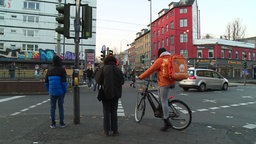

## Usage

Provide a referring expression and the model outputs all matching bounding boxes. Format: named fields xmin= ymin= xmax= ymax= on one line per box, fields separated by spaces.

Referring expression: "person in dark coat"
xmin=45 ymin=55 xmax=68 ymax=129
xmin=95 ymin=55 xmax=124 ymax=136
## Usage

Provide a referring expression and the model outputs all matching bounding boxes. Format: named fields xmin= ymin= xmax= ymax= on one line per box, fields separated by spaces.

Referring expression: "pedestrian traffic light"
xmin=81 ymin=4 xmax=92 ymax=39
xmin=100 ymin=50 xmax=105 ymax=61
xmin=109 ymin=50 xmax=113 ymax=56
xmin=243 ymin=61 xmax=247 ymax=69
xmin=55 ymin=4 xmax=70 ymax=38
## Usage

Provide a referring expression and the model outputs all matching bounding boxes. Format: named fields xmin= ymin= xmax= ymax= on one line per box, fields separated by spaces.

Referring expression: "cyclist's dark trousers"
xmin=102 ymin=98 xmax=119 ymax=132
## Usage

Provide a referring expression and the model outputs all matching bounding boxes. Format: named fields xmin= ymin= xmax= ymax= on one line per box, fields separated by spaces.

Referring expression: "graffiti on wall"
xmin=0 ymin=48 xmax=75 ymax=61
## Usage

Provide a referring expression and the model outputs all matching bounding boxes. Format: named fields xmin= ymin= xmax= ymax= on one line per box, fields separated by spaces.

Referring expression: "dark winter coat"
xmin=45 ymin=55 xmax=67 ymax=96
xmin=95 ymin=62 xmax=124 ymax=100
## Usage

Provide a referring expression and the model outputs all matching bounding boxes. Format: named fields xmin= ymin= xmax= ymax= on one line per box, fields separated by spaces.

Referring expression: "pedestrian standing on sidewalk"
xmin=45 ymin=55 xmax=68 ymax=129
xmin=95 ymin=55 xmax=124 ymax=136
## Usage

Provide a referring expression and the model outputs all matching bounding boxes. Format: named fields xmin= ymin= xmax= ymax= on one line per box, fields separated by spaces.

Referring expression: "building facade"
xmin=0 ymin=0 xmax=96 ymax=68
xmin=129 ymin=0 xmax=256 ymax=79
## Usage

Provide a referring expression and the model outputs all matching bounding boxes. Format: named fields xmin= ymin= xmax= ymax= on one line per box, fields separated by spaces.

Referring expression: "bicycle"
xmin=134 ymin=79 xmax=192 ymax=130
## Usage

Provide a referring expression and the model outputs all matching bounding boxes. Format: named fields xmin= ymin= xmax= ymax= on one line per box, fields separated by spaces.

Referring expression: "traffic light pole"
xmin=73 ymin=0 xmax=81 ymax=124
xmin=56 ymin=0 xmax=62 ymax=55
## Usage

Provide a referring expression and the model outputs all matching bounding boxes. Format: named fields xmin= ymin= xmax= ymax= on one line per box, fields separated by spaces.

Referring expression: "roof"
xmin=193 ymin=39 xmax=255 ymax=49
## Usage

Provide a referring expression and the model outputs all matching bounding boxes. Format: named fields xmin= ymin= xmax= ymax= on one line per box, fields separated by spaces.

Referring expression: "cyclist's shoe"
xmin=160 ymin=119 xmax=172 ymax=131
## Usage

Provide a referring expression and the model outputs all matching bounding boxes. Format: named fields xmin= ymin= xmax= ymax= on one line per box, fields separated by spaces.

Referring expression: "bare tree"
xmin=225 ymin=18 xmax=246 ymax=40
xmin=203 ymin=33 xmax=213 ymax=39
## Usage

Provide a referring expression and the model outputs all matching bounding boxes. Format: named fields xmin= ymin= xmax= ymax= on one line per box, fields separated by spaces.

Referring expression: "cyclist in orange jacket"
xmin=138 ymin=48 xmax=176 ymax=131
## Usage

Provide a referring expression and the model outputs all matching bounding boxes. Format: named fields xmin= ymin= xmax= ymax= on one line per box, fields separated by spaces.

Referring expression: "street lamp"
xmin=183 ymin=30 xmax=189 ymax=58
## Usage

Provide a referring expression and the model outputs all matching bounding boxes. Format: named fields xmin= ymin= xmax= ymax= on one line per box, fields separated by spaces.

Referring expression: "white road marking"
xmin=0 ymin=96 xmax=25 ymax=103
xmin=243 ymin=124 xmax=256 ymax=129
xmin=10 ymin=99 xmax=50 ymax=116
xmin=194 ymin=101 xmax=256 ymax=114
xmin=117 ymin=100 xmax=125 ymax=117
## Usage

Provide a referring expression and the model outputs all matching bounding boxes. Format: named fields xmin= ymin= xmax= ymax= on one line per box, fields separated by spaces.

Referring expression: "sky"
xmin=95 ymin=0 xmax=256 ymax=56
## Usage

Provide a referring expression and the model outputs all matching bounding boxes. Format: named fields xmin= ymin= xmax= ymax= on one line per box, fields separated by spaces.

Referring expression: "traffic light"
xmin=81 ymin=4 xmax=92 ymax=39
xmin=100 ymin=50 xmax=105 ymax=61
xmin=243 ymin=61 xmax=247 ymax=69
xmin=109 ymin=50 xmax=113 ymax=56
xmin=55 ymin=4 xmax=70 ymax=38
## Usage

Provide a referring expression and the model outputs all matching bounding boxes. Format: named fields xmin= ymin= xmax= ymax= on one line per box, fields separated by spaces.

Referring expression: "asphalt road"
xmin=0 ymin=81 xmax=255 ymax=144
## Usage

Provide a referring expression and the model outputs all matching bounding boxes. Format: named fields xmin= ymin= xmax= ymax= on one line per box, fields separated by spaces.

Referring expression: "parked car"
xmin=179 ymin=68 xmax=229 ymax=92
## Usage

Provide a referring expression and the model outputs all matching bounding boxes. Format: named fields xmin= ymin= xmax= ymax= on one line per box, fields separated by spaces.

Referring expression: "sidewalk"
xmin=1 ymin=114 xmax=255 ymax=144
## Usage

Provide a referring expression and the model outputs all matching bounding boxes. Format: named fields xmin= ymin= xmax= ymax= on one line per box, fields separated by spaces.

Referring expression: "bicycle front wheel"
xmin=168 ymin=99 xmax=192 ymax=130
xmin=134 ymin=92 xmax=146 ymax=123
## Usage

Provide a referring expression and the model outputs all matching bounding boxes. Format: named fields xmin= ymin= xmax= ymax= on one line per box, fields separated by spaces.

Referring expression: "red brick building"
xmin=150 ymin=0 xmax=256 ymax=78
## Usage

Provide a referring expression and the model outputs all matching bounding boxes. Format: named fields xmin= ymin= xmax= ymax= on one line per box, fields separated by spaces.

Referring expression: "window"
xmin=248 ymin=52 xmax=251 ymax=60
xmin=242 ymin=52 xmax=245 ymax=59
xmin=0 ymin=43 xmax=3 ymax=50
xmin=23 ymin=29 xmax=38 ymax=37
xmin=170 ymin=21 xmax=174 ymax=29
xmin=180 ymin=49 xmax=188 ymax=58
xmin=11 ymin=29 xmax=16 ymax=33
xmin=24 ymin=1 xmax=40 ymax=10
xmin=166 ymin=37 xmax=168 ymax=46
xmin=23 ymin=15 xmax=39 ymax=23
xmin=235 ymin=51 xmax=238 ymax=59
xmin=153 ymin=31 xmax=156 ymax=38
xmin=161 ymin=27 xmax=164 ymax=34
xmin=228 ymin=50 xmax=232 ymax=59
xmin=180 ymin=8 xmax=187 ymax=14
xmin=254 ymin=53 xmax=256 ymax=61
xmin=208 ymin=49 xmax=214 ymax=58
xmin=11 ymin=15 xmax=17 ymax=18
xmin=166 ymin=24 xmax=168 ymax=32
xmin=10 ymin=44 xmax=16 ymax=50
xmin=197 ymin=50 xmax=202 ymax=58
xmin=0 ymin=0 xmax=4 ymax=6
xmin=180 ymin=19 xmax=187 ymax=27
xmin=170 ymin=35 xmax=174 ymax=44
xmin=170 ymin=12 xmax=174 ymax=17
xmin=221 ymin=50 xmax=224 ymax=58
xmin=0 ymin=28 xmax=3 ymax=35
xmin=180 ymin=33 xmax=187 ymax=43
xmin=158 ymin=41 xmax=160 ymax=49
xmin=0 ymin=15 xmax=4 ymax=20
xmin=162 ymin=39 xmax=164 ymax=47
xmin=22 ymin=44 xmax=38 ymax=51
xmin=158 ymin=30 xmax=160 ymax=36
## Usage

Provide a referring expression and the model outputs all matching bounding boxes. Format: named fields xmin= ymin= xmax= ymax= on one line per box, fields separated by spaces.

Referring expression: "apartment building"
xmin=0 ymin=0 xmax=96 ymax=64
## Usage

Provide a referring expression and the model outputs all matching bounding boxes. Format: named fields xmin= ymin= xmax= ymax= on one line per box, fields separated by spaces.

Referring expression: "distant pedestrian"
xmin=9 ymin=62 xmax=16 ymax=79
xmin=130 ymin=69 xmax=136 ymax=88
xmin=86 ymin=67 xmax=93 ymax=88
xmin=95 ymin=55 xmax=124 ymax=136
xmin=45 ymin=55 xmax=68 ymax=129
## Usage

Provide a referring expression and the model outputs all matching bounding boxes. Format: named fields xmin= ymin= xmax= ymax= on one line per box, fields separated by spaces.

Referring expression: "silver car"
xmin=179 ymin=68 xmax=229 ymax=92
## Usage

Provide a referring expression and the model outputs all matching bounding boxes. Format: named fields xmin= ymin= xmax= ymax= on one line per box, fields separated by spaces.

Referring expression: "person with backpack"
xmin=138 ymin=48 xmax=176 ymax=131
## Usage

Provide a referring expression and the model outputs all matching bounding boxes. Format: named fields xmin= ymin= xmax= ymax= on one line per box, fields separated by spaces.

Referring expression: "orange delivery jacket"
xmin=138 ymin=52 xmax=176 ymax=87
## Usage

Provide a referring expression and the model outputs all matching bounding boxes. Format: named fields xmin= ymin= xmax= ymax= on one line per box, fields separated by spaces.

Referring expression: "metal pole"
xmin=73 ymin=0 xmax=81 ymax=124
xmin=56 ymin=0 xmax=62 ymax=55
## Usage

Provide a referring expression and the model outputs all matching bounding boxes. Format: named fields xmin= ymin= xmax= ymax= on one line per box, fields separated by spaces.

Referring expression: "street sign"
xmin=102 ymin=45 xmax=106 ymax=51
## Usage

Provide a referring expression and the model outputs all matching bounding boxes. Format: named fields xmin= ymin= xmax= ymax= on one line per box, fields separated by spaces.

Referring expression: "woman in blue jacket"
xmin=45 ymin=55 xmax=67 ymax=128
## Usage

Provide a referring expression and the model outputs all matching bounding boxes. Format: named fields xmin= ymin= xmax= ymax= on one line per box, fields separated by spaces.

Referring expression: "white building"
xmin=0 ymin=0 xmax=96 ymax=61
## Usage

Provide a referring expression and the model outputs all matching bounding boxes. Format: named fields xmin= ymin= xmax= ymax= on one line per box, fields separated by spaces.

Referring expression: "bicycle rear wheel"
xmin=168 ymin=99 xmax=192 ymax=130
xmin=134 ymin=92 xmax=146 ymax=123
